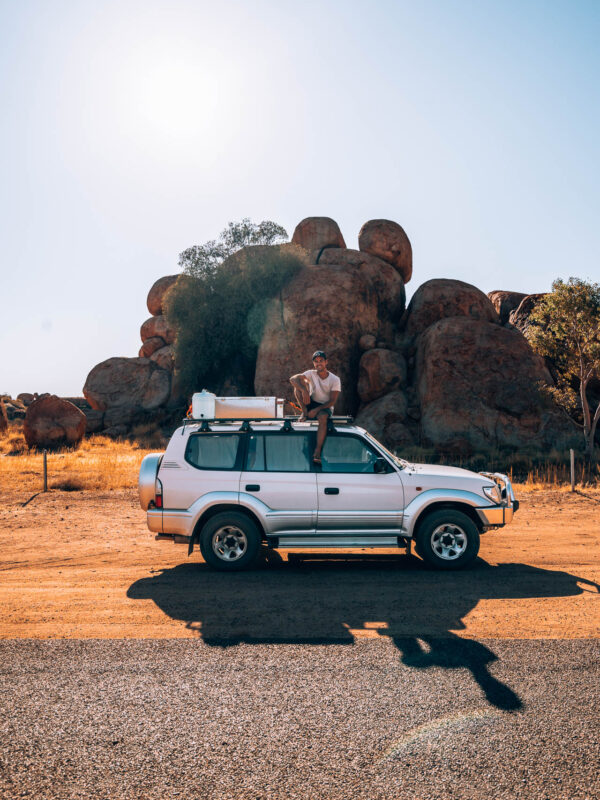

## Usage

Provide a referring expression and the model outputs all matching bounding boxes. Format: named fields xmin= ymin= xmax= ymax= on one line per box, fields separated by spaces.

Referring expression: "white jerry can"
xmin=191 ymin=390 xmax=216 ymax=419
xmin=192 ymin=392 xmax=284 ymax=419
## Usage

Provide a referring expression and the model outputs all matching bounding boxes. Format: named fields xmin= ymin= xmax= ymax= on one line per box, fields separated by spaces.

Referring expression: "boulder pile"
xmin=59 ymin=214 xmax=571 ymax=455
xmin=81 ymin=273 xmax=180 ymax=436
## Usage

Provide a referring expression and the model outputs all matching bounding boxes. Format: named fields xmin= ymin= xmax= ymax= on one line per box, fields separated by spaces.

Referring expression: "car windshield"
xmin=363 ymin=431 xmax=411 ymax=470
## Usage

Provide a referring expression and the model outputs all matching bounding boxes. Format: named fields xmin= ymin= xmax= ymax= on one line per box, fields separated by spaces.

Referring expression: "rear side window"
xmin=185 ymin=434 xmax=241 ymax=470
xmin=245 ymin=434 xmax=312 ymax=472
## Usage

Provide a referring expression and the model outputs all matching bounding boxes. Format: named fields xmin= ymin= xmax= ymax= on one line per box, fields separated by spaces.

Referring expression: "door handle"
xmin=324 ymin=487 xmax=339 ymax=495
xmin=245 ymin=484 xmax=260 ymax=492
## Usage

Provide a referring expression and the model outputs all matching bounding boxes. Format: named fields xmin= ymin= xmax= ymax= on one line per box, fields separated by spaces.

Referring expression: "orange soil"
xmin=1 ymin=482 xmax=598 ymax=641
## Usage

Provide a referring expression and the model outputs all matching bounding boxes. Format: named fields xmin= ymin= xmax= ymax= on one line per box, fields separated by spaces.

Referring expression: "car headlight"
xmin=483 ymin=485 xmax=502 ymax=504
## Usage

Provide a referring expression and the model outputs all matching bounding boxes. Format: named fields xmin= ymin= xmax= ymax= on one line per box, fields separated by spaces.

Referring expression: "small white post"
xmin=43 ymin=450 xmax=48 ymax=492
xmin=570 ymin=449 xmax=575 ymax=492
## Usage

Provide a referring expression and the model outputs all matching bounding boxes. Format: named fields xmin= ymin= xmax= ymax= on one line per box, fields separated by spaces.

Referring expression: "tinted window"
xmin=185 ymin=434 xmax=241 ymax=470
xmin=321 ymin=435 xmax=381 ymax=473
xmin=266 ymin=435 xmax=311 ymax=471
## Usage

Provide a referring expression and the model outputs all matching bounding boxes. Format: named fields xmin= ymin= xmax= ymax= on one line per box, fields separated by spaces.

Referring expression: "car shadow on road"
xmin=127 ymin=555 xmax=599 ymax=712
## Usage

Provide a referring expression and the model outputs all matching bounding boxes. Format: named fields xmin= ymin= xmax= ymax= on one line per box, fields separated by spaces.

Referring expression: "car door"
xmin=239 ymin=431 xmax=318 ymax=536
xmin=316 ymin=433 xmax=404 ymax=534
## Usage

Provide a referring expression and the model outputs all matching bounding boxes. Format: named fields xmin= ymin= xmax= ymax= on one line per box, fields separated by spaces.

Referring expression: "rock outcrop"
xmin=23 ymin=395 xmax=86 ymax=449
xmin=291 ymin=217 xmax=346 ymax=253
xmin=83 ymin=357 xmax=171 ymax=412
xmin=150 ymin=345 xmax=175 ymax=372
xmin=0 ymin=400 xmax=8 ymax=433
xmin=1 ymin=395 xmax=27 ymax=421
xmin=140 ymin=315 xmax=176 ymax=345
xmin=139 ymin=337 xmax=166 ymax=359
xmin=255 ymin=264 xmax=392 ymax=415
xmin=487 ymin=290 xmax=527 ymax=325
xmin=404 ymin=279 xmax=499 ymax=336
xmin=317 ymin=248 xmax=406 ymax=322
xmin=357 ymin=349 xmax=407 ymax=404
xmin=147 ymin=275 xmax=178 ymax=316
xmin=416 ymin=317 xmax=564 ymax=453
xmin=77 ymin=214 xmax=570 ymax=457
xmin=509 ymin=293 xmax=547 ymax=335
xmin=355 ymin=391 xmax=413 ymax=449
xmin=358 ymin=220 xmax=412 ymax=283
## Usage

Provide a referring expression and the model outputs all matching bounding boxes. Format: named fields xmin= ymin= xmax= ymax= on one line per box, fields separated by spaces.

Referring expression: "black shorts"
xmin=307 ymin=399 xmax=332 ymax=416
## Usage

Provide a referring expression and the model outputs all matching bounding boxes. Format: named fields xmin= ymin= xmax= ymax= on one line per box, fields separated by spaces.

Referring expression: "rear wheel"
xmin=415 ymin=510 xmax=480 ymax=570
xmin=199 ymin=512 xmax=262 ymax=571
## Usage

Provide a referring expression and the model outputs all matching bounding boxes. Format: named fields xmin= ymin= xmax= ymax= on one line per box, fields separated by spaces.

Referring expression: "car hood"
xmin=402 ymin=462 xmax=495 ymax=499
xmin=407 ymin=463 xmax=483 ymax=480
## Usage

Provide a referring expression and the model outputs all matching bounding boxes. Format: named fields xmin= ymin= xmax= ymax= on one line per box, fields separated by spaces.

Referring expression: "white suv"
xmin=139 ymin=417 xmax=518 ymax=571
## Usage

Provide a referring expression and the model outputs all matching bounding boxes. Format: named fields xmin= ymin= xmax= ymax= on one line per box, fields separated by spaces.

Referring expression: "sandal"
xmin=313 ymin=455 xmax=322 ymax=465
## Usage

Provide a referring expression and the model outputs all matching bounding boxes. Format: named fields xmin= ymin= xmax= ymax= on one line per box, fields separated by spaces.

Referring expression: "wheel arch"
xmin=412 ymin=501 xmax=484 ymax=536
xmin=188 ymin=504 xmax=266 ymax=555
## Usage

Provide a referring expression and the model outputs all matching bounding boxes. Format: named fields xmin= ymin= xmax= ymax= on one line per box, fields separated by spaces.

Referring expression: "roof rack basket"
xmin=181 ymin=415 xmax=354 ymax=433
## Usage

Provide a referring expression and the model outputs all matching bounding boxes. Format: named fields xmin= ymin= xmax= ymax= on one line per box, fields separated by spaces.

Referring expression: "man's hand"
xmin=300 ymin=389 xmax=310 ymax=406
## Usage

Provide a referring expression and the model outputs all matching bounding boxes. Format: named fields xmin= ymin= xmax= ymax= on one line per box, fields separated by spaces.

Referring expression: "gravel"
xmin=1 ymin=639 xmax=599 ymax=799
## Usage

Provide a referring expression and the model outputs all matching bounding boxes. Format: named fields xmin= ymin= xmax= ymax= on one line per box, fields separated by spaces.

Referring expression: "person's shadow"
xmin=127 ymin=553 xmax=599 ymax=712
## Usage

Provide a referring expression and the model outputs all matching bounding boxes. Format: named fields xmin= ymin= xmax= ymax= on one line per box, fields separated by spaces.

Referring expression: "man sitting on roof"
xmin=289 ymin=350 xmax=341 ymax=465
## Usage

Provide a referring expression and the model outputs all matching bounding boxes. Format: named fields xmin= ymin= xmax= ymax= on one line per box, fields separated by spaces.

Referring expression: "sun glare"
xmin=118 ymin=41 xmax=232 ymax=152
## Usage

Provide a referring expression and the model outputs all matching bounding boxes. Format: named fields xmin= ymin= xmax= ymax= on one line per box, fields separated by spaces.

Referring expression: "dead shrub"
xmin=51 ymin=478 xmax=85 ymax=492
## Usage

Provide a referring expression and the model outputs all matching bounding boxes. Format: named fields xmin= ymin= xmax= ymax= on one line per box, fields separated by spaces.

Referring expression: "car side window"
xmin=321 ymin=435 xmax=382 ymax=473
xmin=245 ymin=434 xmax=312 ymax=472
xmin=266 ymin=435 xmax=312 ymax=472
xmin=185 ymin=434 xmax=241 ymax=470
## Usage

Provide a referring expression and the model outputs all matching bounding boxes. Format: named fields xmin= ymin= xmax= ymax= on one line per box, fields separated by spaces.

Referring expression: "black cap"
xmin=312 ymin=350 xmax=327 ymax=360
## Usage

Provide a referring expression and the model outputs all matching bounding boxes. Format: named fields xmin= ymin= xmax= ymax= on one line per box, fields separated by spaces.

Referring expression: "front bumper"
xmin=477 ymin=472 xmax=519 ymax=527
xmin=476 ymin=504 xmax=515 ymax=526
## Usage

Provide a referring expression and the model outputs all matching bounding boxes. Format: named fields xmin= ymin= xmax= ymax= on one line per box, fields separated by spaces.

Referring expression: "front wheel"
xmin=199 ymin=512 xmax=262 ymax=571
xmin=415 ymin=510 xmax=480 ymax=570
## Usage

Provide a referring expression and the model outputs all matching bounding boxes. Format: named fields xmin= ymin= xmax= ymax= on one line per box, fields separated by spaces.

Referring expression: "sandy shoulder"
xmin=0 ymin=486 xmax=598 ymax=639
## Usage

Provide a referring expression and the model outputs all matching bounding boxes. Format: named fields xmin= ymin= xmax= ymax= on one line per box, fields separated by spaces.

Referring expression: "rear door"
xmin=239 ymin=431 xmax=318 ymax=535
xmin=316 ymin=433 xmax=404 ymax=534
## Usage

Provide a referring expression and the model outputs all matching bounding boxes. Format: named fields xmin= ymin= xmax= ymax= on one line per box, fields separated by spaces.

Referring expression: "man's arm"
xmin=306 ymin=390 xmax=340 ymax=418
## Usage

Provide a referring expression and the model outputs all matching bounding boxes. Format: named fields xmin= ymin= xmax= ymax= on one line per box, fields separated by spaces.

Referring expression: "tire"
xmin=415 ymin=509 xmax=480 ymax=570
xmin=199 ymin=512 xmax=262 ymax=571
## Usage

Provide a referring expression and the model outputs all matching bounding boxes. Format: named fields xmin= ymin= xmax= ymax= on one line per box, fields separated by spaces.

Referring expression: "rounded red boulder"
xmin=23 ymin=395 xmax=86 ymax=449
xmin=358 ymin=220 xmax=412 ymax=283
xmin=147 ymin=275 xmax=179 ymax=316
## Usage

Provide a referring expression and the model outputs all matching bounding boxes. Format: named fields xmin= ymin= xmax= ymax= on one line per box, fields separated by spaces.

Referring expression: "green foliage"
xmin=165 ymin=221 xmax=308 ymax=398
xmin=178 ymin=218 xmax=288 ymax=280
xmin=526 ymin=277 xmax=600 ymax=457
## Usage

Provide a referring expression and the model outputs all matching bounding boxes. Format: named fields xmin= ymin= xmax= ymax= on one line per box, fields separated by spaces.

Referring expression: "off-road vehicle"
xmin=139 ymin=412 xmax=518 ymax=570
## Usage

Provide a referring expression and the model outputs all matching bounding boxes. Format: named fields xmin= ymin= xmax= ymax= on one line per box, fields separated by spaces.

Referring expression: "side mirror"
xmin=374 ymin=458 xmax=390 ymax=474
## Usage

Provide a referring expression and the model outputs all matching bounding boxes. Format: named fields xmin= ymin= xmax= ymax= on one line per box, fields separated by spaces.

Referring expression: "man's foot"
xmin=298 ymin=415 xmax=307 ymax=422
xmin=313 ymin=454 xmax=322 ymax=465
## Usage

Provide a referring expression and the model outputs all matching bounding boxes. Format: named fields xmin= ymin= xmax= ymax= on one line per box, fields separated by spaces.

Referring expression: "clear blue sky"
xmin=1 ymin=0 xmax=599 ymax=397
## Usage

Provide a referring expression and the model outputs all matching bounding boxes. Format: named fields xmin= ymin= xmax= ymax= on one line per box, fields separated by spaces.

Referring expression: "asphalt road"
xmin=1 ymin=638 xmax=599 ymax=800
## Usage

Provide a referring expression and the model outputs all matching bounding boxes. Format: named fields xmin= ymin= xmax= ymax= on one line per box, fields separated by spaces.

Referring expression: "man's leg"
xmin=293 ymin=387 xmax=309 ymax=420
xmin=313 ymin=412 xmax=328 ymax=462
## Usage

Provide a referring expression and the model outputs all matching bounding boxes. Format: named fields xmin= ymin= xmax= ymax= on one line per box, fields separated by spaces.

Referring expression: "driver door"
xmin=316 ymin=433 xmax=404 ymax=534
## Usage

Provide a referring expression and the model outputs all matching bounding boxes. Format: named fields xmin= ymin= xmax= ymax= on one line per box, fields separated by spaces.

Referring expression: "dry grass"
xmin=0 ymin=420 xmax=596 ymax=497
xmin=0 ymin=426 xmax=159 ymax=495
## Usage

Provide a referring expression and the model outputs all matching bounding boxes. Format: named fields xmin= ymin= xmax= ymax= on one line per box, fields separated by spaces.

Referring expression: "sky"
xmin=1 ymin=0 xmax=599 ymax=397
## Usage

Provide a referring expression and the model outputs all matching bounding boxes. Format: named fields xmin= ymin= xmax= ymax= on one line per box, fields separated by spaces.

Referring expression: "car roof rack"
xmin=180 ymin=415 xmax=354 ymax=433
